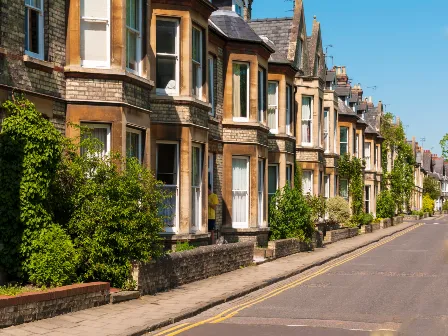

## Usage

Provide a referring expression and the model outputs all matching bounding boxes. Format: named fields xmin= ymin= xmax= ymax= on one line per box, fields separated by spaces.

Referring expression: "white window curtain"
xmin=80 ymin=123 xmax=110 ymax=157
xmin=25 ymin=0 xmax=44 ymax=59
xmin=126 ymin=0 xmax=142 ymax=73
xmin=126 ymin=128 xmax=142 ymax=162
xmin=258 ymin=160 xmax=264 ymax=228
xmin=232 ymin=157 xmax=249 ymax=228
xmin=365 ymin=142 xmax=371 ymax=170
xmin=233 ymin=63 xmax=249 ymax=120
xmin=301 ymin=97 xmax=312 ymax=144
xmin=303 ymin=171 xmax=313 ymax=195
xmin=268 ymin=82 xmax=278 ymax=133
xmin=286 ymin=85 xmax=292 ymax=135
xmin=191 ymin=145 xmax=202 ymax=231
xmin=81 ymin=0 xmax=110 ymax=68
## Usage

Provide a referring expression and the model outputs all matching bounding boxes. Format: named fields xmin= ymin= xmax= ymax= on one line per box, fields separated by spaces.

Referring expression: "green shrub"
xmin=442 ymin=202 xmax=448 ymax=211
xmin=362 ymin=213 xmax=374 ymax=225
xmin=422 ymin=194 xmax=435 ymax=214
xmin=376 ymin=190 xmax=395 ymax=219
xmin=411 ymin=210 xmax=424 ymax=216
xmin=326 ymin=196 xmax=350 ymax=226
xmin=174 ymin=242 xmax=196 ymax=252
xmin=27 ymin=225 xmax=78 ymax=287
xmin=305 ymin=195 xmax=326 ymax=223
xmin=269 ymin=169 xmax=314 ymax=242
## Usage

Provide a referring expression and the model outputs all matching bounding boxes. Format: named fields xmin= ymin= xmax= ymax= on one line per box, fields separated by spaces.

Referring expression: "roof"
xmin=326 ymin=71 xmax=336 ymax=82
xmin=357 ymin=101 xmax=367 ymax=111
xmin=365 ymin=124 xmax=379 ymax=135
xmin=248 ymin=18 xmax=292 ymax=62
xmin=338 ymin=98 xmax=358 ymax=117
xmin=349 ymin=95 xmax=359 ymax=103
xmin=335 ymin=86 xmax=351 ymax=97
xmin=259 ymin=36 xmax=296 ymax=67
xmin=210 ymin=11 xmax=273 ymax=50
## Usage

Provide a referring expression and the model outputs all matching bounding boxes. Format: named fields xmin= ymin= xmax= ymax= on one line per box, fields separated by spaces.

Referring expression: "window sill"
xmin=23 ymin=55 xmax=55 ymax=74
xmin=150 ymin=94 xmax=212 ymax=111
xmin=64 ymin=66 xmax=154 ymax=89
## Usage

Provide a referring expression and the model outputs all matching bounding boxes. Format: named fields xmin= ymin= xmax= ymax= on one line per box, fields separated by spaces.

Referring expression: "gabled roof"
xmin=210 ymin=10 xmax=273 ymax=51
xmin=335 ymin=86 xmax=351 ymax=97
xmin=306 ymin=17 xmax=324 ymax=78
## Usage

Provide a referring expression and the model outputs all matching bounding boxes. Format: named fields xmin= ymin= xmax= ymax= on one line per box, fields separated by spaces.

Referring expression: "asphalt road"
xmin=153 ymin=217 xmax=448 ymax=336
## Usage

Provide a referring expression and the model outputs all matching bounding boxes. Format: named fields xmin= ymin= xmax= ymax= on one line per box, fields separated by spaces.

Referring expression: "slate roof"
xmin=357 ymin=101 xmax=367 ymax=111
xmin=248 ymin=18 xmax=293 ymax=61
xmin=335 ymin=86 xmax=351 ymax=97
xmin=349 ymin=95 xmax=359 ymax=103
xmin=434 ymin=157 xmax=444 ymax=175
xmin=326 ymin=71 xmax=336 ymax=82
xmin=210 ymin=11 xmax=273 ymax=51
xmin=423 ymin=151 xmax=432 ymax=172
xmin=365 ymin=124 xmax=379 ymax=135
xmin=259 ymin=36 xmax=295 ymax=66
xmin=338 ymin=98 xmax=358 ymax=117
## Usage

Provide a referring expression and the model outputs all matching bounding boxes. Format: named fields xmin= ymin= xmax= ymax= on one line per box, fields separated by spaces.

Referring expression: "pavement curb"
xmin=123 ymin=222 xmax=421 ymax=336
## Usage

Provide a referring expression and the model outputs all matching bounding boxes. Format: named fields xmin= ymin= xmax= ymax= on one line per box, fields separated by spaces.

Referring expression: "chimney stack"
xmin=335 ymin=66 xmax=348 ymax=85
xmin=351 ymin=83 xmax=363 ymax=100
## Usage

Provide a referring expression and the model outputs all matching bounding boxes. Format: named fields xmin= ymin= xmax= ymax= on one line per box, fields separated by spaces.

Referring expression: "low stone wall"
xmin=325 ymin=227 xmax=358 ymax=244
xmin=380 ymin=218 xmax=392 ymax=229
xmin=267 ymin=239 xmax=309 ymax=259
xmin=371 ymin=223 xmax=380 ymax=231
xmin=393 ymin=216 xmax=404 ymax=225
xmin=0 ymin=282 xmax=110 ymax=328
xmin=403 ymin=215 xmax=422 ymax=221
xmin=313 ymin=230 xmax=324 ymax=248
xmin=133 ymin=242 xmax=254 ymax=295
xmin=423 ymin=212 xmax=430 ymax=218
xmin=221 ymin=228 xmax=269 ymax=247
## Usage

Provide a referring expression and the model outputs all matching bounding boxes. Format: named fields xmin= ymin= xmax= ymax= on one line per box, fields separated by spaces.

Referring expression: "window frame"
xmin=301 ymin=96 xmax=313 ymax=146
xmin=192 ymin=25 xmax=203 ymax=99
xmin=156 ymin=17 xmax=180 ymax=96
xmin=126 ymin=0 xmax=143 ymax=75
xmin=80 ymin=0 xmax=111 ymax=68
xmin=258 ymin=67 xmax=266 ymax=123
xmin=232 ymin=0 xmax=244 ymax=17
xmin=286 ymin=164 xmax=293 ymax=187
xmin=208 ymin=153 xmax=214 ymax=192
xmin=191 ymin=143 xmax=203 ymax=231
xmin=365 ymin=185 xmax=371 ymax=214
xmin=365 ymin=142 xmax=371 ymax=170
xmin=258 ymin=159 xmax=265 ymax=228
xmin=80 ymin=122 xmax=111 ymax=157
xmin=126 ymin=126 xmax=143 ymax=163
xmin=302 ymin=170 xmax=313 ymax=195
xmin=208 ymin=55 xmax=216 ymax=116
xmin=268 ymin=164 xmax=279 ymax=204
xmin=286 ymin=85 xmax=293 ymax=135
xmin=324 ymin=175 xmax=330 ymax=199
xmin=25 ymin=0 xmax=44 ymax=60
xmin=232 ymin=61 xmax=250 ymax=122
xmin=232 ymin=156 xmax=250 ymax=228
xmin=323 ymin=108 xmax=329 ymax=153
xmin=340 ymin=178 xmax=349 ymax=200
xmin=267 ymin=81 xmax=279 ymax=134
xmin=340 ymin=126 xmax=348 ymax=155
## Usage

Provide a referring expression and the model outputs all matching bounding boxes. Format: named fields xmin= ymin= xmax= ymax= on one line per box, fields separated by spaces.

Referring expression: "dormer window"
xmin=233 ymin=0 xmax=244 ymax=17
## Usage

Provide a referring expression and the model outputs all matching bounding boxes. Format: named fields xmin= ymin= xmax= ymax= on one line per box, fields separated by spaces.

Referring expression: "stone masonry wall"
xmin=0 ymin=282 xmax=110 ymax=328
xmin=268 ymin=238 xmax=309 ymax=259
xmin=325 ymin=228 xmax=358 ymax=244
xmin=133 ymin=242 xmax=254 ymax=295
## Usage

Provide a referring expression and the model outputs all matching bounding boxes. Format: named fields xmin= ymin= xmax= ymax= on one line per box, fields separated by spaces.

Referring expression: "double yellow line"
xmin=155 ymin=224 xmax=423 ymax=336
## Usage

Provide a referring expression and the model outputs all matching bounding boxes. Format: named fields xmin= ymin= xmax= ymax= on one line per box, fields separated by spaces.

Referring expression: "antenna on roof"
xmin=420 ymin=137 xmax=426 ymax=148
xmin=367 ymin=86 xmax=377 ymax=90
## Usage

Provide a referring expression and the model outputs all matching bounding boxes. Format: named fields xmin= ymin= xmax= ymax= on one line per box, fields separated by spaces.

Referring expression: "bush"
xmin=411 ymin=210 xmax=424 ymax=216
xmin=326 ymin=197 xmax=350 ymax=226
xmin=376 ymin=190 xmax=395 ymax=219
xmin=422 ymin=194 xmax=434 ymax=214
xmin=174 ymin=242 xmax=196 ymax=252
xmin=269 ymin=171 xmax=314 ymax=242
xmin=305 ymin=195 xmax=326 ymax=223
xmin=442 ymin=202 xmax=448 ymax=211
xmin=27 ymin=225 xmax=78 ymax=287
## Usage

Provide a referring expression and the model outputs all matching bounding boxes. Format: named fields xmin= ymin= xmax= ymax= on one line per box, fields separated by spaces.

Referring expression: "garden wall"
xmin=133 ymin=242 xmax=254 ymax=295
xmin=380 ymin=218 xmax=392 ymax=229
xmin=393 ymin=216 xmax=404 ymax=225
xmin=403 ymin=215 xmax=422 ymax=221
xmin=324 ymin=228 xmax=358 ymax=244
xmin=0 ymin=282 xmax=110 ymax=328
xmin=267 ymin=239 xmax=310 ymax=259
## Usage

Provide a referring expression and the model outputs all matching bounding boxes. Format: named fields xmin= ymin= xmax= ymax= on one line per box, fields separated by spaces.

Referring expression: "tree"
xmin=423 ymin=176 xmax=441 ymax=200
xmin=338 ymin=154 xmax=364 ymax=217
xmin=440 ymin=134 xmax=448 ymax=160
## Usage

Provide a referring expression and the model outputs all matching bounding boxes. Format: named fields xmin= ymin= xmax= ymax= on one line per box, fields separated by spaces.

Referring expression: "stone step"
xmin=110 ymin=290 xmax=140 ymax=304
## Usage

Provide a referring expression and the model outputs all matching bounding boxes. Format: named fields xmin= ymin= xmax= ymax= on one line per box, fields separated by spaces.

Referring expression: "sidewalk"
xmin=0 ymin=221 xmax=423 ymax=336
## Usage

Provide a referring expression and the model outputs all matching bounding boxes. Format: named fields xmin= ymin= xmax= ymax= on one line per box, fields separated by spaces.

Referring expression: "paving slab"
xmin=0 ymin=220 xmax=426 ymax=336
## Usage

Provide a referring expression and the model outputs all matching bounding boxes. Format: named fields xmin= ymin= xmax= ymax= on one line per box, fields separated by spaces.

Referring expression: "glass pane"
xmin=157 ymin=144 xmax=177 ymax=185
xmin=340 ymin=143 xmax=347 ymax=156
xmin=81 ymin=21 xmax=108 ymax=62
xmin=192 ymin=147 xmax=201 ymax=187
xmin=81 ymin=126 xmax=108 ymax=156
xmin=268 ymin=108 xmax=276 ymax=130
xmin=26 ymin=0 xmax=42 ymax=9
xmin=232 ymin=158 xmax=248 ymax=190
xmin=126 ymin=131 xmax=140 ymax=160
xmin=340 ymin=127 xmax=348 ymax=143
xmin=192 ymin=28 xmax=201 ymax=63
xmin=126 ymin=0 xmax=139 ymax=30
xmin=26 ymin=9 xmax=40 ymax=54
xmin=302 ymin=97 xmax=311 ymax=120
xmin=82 ymin=0 xmax=108 ymax=18
xmin=192 ymin=63 xmax=200 ymax=97
xmin=127 ymin=30 xmax=137 ymax=70
xmin=258 ymin=70 xmax=264 ymax=119
xmin=157 ymin=20 xmax=177 ymax=55
xmin=268 ymin=82 xmax=277 ymax=106
xmin=233 ymin=63 xmax=248 ymax=118
xmin=340 ymin=179 xmax=348 ymax=199
xmin=268 ymin=166 xmax=277 ymax=194
xmin=208 ymin=58 xmax=214 ymax=110
xmin=156 ymin=56 xmax=176 ymax=90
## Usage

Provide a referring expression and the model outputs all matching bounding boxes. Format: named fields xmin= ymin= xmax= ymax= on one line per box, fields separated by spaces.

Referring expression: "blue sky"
xmin=253 ymin=0 xmax=448 ymax=154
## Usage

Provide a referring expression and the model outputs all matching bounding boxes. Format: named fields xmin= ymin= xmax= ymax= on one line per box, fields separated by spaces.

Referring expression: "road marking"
xmin=155 ymin=323 xmax=190 ymax=336
xmin=287 ymin=325 xmax=309 ymax=327
xmin=164 ymin=224 xmax=423 ymax=335
xmin=349 ymin=328 xmax=372 ymax=332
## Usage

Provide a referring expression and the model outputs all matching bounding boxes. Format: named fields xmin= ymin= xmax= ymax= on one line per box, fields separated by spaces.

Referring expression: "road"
xmin=153 ymin=217 xmax=448 ymax=336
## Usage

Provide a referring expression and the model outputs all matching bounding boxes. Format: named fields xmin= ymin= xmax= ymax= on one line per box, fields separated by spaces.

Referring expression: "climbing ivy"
xmin=338 ymin=154 xmax=364 ymax=217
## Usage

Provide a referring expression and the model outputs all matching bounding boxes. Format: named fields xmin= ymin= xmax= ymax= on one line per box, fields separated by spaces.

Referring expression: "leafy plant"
xmin=326 ymin=196 xmax=350 ymax=226
xmin=423 ymin=176 xmax=441 ymax=201
xmin=27 ymin=224 xmax=78 ymax=287
xmin=305 ymin=194 xmax=326 ymax=223
xmin=0 ymin=285 xmax=42 ymax=296
xmin=269 ymin=167 xmax=314 ymax=242
xmin=442 ymin=202 xmax=448 ymax=211
xmin=376 ymin=190 xmax=395 ymax=219
xmin=174 ymin=242 xmax=196 ymax=252
xmin=422 ymin=194 xmax=434 ymax=214
xmin=339 ymin=154 xmax=364 ymax=217
xmin=411 ymin=210 xmax=423 ymax=216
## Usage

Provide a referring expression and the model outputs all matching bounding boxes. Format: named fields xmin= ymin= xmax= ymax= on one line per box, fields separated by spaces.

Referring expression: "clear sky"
xmin=253 ymin=0 xmax=448 ymax=154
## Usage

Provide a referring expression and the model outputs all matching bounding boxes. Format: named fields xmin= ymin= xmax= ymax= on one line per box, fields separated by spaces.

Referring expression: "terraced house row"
xmin=0 ymin=0 xmax=425 ymax=247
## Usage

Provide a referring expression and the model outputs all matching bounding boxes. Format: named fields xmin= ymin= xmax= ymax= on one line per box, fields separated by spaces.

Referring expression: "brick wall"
xmin=223 ymin=127 xmax=268 ymax=145
xmin=133 ymin=242 xmax=254 ymax=295
xmin=268 ymin=238 xmax=310 ymax=259
xmin=325 ymin=227 xmax=358 ymax=244
xmin=0 ymin=282 xmax=110 ymax=328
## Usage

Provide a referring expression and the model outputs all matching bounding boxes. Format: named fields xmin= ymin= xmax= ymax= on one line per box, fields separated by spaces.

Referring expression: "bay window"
xmin=268 ymin=82 xmax=278 ymax=133
xmin=286 ymin=85 xmax=292 ymax=135
xmin=303 ymin=170 xmax=313 ymax=195
xmin=301 ymin=96 xmax=313 ymax=145
xmin=156 ymin=18 xmax=179 ymax=95
xmin=232 ymin=157 xmax=249 ymax=228
xmin=192 ymin=27 xmax=203 ymax=98
xmin=81 ymin=0 xmax=110 ymax=68
xmin=233 ymin=62 xmax=249 ymax=121
xmin=126 ymin=127 xmax=143 ymax=163
xmin=268 ymin=164 xmax=278 ymax=205
xmin=25 ymin=0 xmax=44 ymax=59
xmin=258 ymin=68 xmax=266 ymax=123
xmin=340 ymin=126 xmax=348 ymax=155
xmin=126 ymin=0 xmax=142 ymax=74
